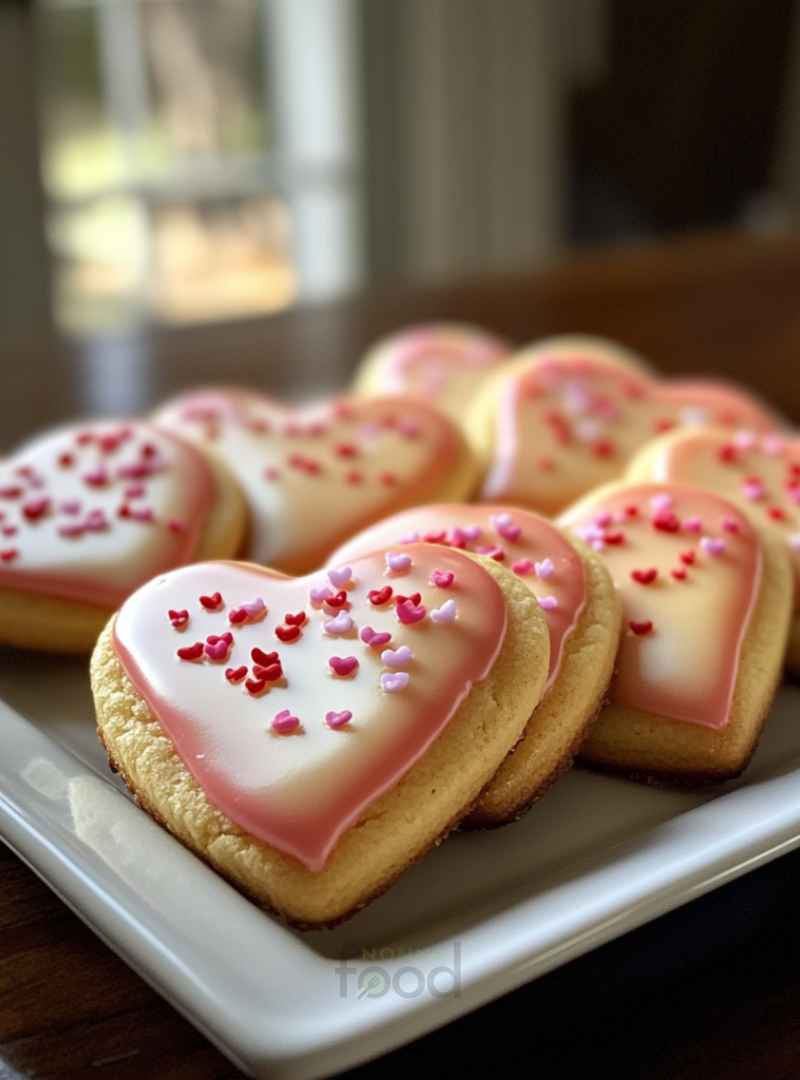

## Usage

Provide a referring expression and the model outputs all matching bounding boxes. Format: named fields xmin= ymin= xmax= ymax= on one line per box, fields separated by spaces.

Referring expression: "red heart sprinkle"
xmin=276 ymin=624 xmax=301 ymax=642
xmin=671 ymin=568 xmax=687 ymax=581
xmin=592 ymin=438 xmax=616 ymax=459
xmin=22 ymin=497 xmax=50 ymax=522
xmin=324 ymin=590 xmax=348 ymax=609
xmin=225 ymin=666 xmax=247 ymax=684
xmin=1 ymin=548 xmax=19 ymax=562
xmin=624 ymin=504 xmax=639 ymax=518
xmin=251 ymin=647 xmax=279 ymax=667
xmin=206 ymin=632 xmax=233 ymax=645
xmin=604 ymin=531 xmax=625 ymax=545
xmin=253 ymin=662 xmax=283 ymax=682
xmin=177 ymin=642 xmax=204 ymax=661
xmin=335 ymin=443 xmax=358 ymax=458
xmin=229 ymin=607 xmax=248 ymax=624
xmin=245 ymin=677 xmax=267 ymax=695
xmin=718 ymin=444 xmax=738 ymax=464
xmin=168 ymin=608 xmax=189 ymax=628
xmin=631 ymin=568 xmax=658 ymax=585
xmin=652 ymin=511 xmax=680 ymax=533
xmin=680 ymin=550 xmax=696 ymax=565
xmin=423 ymin=530 xmax=448 ymax=544
xmin=368 ymin=586 xmax=393 ymax=605
xmin=200 ymin=592 xmax=223 ymax=610
xmin=0 ymin=486 xmax=23 ymax=499
xmin=58 ymin=452 xmax=74 ymax=468
xmin=395 ymin=592 xmax=422 ymax=607
xmin=629 ymin=620 xmax=654 ymax=636
xmin=768 ymin=507 xmax=787 ymax=521
xmin=284 ymin=611 xmax=307 ymax=626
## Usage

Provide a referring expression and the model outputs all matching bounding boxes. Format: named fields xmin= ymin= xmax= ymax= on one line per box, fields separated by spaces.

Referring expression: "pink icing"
xmin=560 ymin=483 xmax=762 ymax=729
xmin=378 ymin=324 xmax=510 ymax=398
xmin=112 ymin=548 xmax=507 ymax=872
xmin=328 ymin=503 xmax=586 ymax=691
xmin=0 ymin=421 xmax=215 ymax=607
xmin=481 ymin=352 xmax=781 ymax=514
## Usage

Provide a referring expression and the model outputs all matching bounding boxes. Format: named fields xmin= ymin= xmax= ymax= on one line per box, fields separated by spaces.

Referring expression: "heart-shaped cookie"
xmin=628 ymin=427 xmax=800 ymax=670
xmin=559 ymin=482 xmax=792 ymax=782
xmin=469 ymin=338 xmax=781 ymax=515
xmin=329 ymin=503 xmax=621 ymax=824
xmin=153 ymin=389 xmax=477 ymax=572
xmin=93 ymin=544 xmax=549 ymax=925
xmin=0 ymin=420 xmax=244 ymax=652
xmin=354 ymin=321 xmax=511 ymax=420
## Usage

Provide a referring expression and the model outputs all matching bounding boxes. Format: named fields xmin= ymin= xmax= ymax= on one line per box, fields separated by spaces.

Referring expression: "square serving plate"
xmin=2 ymin=650 xmax=800 ymax=1079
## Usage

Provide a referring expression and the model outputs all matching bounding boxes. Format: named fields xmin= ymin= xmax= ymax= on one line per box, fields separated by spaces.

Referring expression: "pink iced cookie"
xmin=0 ymin=419 xmax=244 ymax=653
xmin=92 ymin=544 xmax=549 ymax=926
xmin=354 ymin=322 xmax=511 ymax=421
xmin=153 ymin=388 xmax=476 ymax=574
xmin=329 ymin=502 xmax=622 ymax=823
xmin=467 ymin=336 xmax=782 ymax=515
xmin=559 ymin=481 xmax=792 ymax=783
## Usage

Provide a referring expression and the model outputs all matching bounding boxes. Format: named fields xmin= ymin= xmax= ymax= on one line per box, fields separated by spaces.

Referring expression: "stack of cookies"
xmin=1 ymin=326 xmax=794 ymax=927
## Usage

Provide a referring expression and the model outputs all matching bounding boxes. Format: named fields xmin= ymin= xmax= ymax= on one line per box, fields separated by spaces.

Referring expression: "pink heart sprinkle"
xmin=360 ymin=626 xmax=391 ymax=647
xmin=329 ymin=655 xmax=359 ymax=677
xmin=512 ymin=559 xmax=534 ymax=575
xmin=381 ymin=645 xmax=413 ymax=668
xmin=327 ymin=565 xmax=352 ymax=589
xmin=430 ymin=569 xmax=455 ymax=588
xmin=538 ymin=595 xmax=559 ymax=611
xmin=650 ymin=493 xmax=674 ymax=512
xmin=381 ymin=671 xmax=410 ymax=693
xmin=204 ymin=638 xmax=231 ymax=661
xmin=241 ymin=597 xmax=267 ymax=619
xmin=396 ymin=599 xmax=426 ymax=625
xmin=490 ymin=512 xmax=513 ymax=531
xmin=399 ymin=530 xmax=421 ymax=543
xmin=84 ymin=508 xmax=109 ymax=531
xmin=722 ymin=517 xmax=740 ymax=534
xmin=741 ymin=481 xmax=765 ymax=501
xmin=700 ymin=536 xmax=726 ymax=556
xmin=386 ymin=551 xmax=412 ymax=573
xmin=734 ymin=430 xmax=756 ymax=449
xmin=325 ymin=709 xmax=352 ymax=730
xmin=593 ymin=511 xmax=613 ymax=528
xmin=310 ymin=584 xmax=333 ymax=606
xmin=58 ymin=523 xmax=85 ymax=539
xmin=272 ymin=709 xmax=300 ymax=735
xmin=59 ymin=499 xmax=82 ymax=516
xmin=462 ymin=524 xmax=481 ymax=541
xmin=534 ymin=558 xmax=555 ymax=579
xmin=683 ymin=516 xmax=703 ymax=533
xmin=498 ymin=523 xmax=522 ymax=542
xmin=324 ymin=612 xmax=353 ymax=636
xmin=430 ymin=599 xmax=457 ymax=623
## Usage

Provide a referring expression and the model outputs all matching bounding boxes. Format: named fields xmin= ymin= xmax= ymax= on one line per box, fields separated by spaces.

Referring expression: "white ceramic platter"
xmin=1 ymin=650 xmax=800 ymax=1078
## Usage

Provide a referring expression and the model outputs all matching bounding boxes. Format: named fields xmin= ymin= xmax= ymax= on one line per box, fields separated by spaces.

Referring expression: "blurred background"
xmin=4 ymin=0 xmax=800 ymax=349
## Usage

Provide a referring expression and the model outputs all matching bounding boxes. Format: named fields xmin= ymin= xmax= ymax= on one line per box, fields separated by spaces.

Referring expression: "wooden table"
xmin=2 ymin=230 xmax=800 ymax=1078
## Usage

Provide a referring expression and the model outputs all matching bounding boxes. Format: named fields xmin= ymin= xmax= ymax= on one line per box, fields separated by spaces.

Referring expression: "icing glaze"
xmin=329 ymin=503 xmax=585 ymax=691
xmin=364 ymin=323 xmax=510 ymax=418
xmin=153 ymin=389 xmax=468 ymax=571
xmin=0 ymin=421 xmax=214 ymax=607
xmin=481 ymin=352 xmax=780 ymax=514
xmin=112 ymin=546 xmax=507 ymax=871
xmin=559 ymin=483 xmax=762 ymax=729
xmin=648 ymin=428 xmax=800 ymax=606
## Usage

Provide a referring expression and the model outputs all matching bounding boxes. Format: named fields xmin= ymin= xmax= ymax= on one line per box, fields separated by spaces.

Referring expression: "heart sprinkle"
xmin=324 ymin=590 xmax=349 ymax=610
xmin=385 ymin=551 xmax=412 ymax=574
xmin=276 ymin=624 xmax=301 ymax=643
xmin=325 ymin=709 xmax=352 ymax=730
xmin=252 ymin=647 xmax=279 ymax=667
xmin=629 ymin=620 xmax=654 ymax=636
xmin=680 ymin=550 xmax=696 ymax=565
xmin=245 ymin=677 xmax=267 ymax=696
xmin=537 ymin=595 xmax=559 ymax=611
xmin=534 ymin=557 xmax=555 ymax=579
xmin=204 ymin=634 xmax=233 ymax=661
xmin=324 ymin=611 xmax=354 ymax=636
xmin=511 ymin=558 xmax=534 ymax=575
xmin=631 ymin=567 xmax=658 ymax=585
xmin=284 ymin=610 xmax=307 ymax=626
xmin=229 ymin=597 xmax=267 ymax=625
xmin=381 ymin=671 xmax=410 ymax=693
xmin=199 ymin=592 xmax=223 ymax=611
xmin=168 ymin=608 xmax=189 ymax=629
xmin=430 ymin=569 xmax=455 ymax=588
xmin=253 ymin=662 xmax=283 ymax=682
xmin=329 ymin=655 xmax=359 ymax=677
xmin=396 ymin=599 xmax=427 ymax=625
xmin=360 ymin=626 xmax=391 ymax=647
xmin=368 ymin=586 xmax=393 ymax=606
xmin=431 ymin=599 xmax=458 ymax=623
xmin=381 ymin=645 xmax=413 ymax=668
xmin=225 ymin=666 xmax=247 ymax=683
xmin=700 ymin=536 xmax=726 ymax=556
xmin=273 ymin=708 xmax=300 ymax=734
xmin=309 ymin=584 xmax=333 ymax=606
xmin=327 ymin=565 xmax=353 ymax=589
xmin=683 ymin=516 xmax=704 ymax=533
xmin=177 ymin=642 xmax=204 ymax=662
xmin=0 ymin=549 xmax=19 ymax=563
